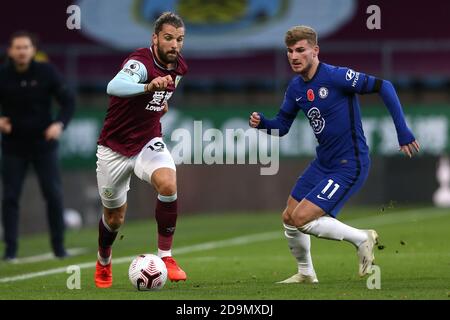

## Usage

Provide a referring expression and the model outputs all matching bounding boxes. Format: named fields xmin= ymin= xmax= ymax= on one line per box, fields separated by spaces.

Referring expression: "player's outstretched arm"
xmin=249 ymin=83 xmax=298 ymax=136
xmin=249 ymin=110 xmax=296 ymax=136
xmin=331 ymin=67 xmax=419 ymax=157
xmin=107 ymin=59 xmax=150 ymax=98
xmin=107 ymin=71 xmax=147 ymax=97
xmin=107 ymin=72 xmax=173 ymax=98
xmin=377 ymin=79 xmax=420 ymax=158
xmin=145 ymin=75 xmax=174 ymax=92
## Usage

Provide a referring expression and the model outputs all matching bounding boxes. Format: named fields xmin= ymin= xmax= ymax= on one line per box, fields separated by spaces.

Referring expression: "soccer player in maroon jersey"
xmin=94 ymin=12 xmax=188 ymax=288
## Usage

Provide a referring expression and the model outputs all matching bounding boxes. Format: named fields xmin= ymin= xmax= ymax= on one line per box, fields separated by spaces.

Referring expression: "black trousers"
xmin=1 ymin=149 xmax=65 ymax=258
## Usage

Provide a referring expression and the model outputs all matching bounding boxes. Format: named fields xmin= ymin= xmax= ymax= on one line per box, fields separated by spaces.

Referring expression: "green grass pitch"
xmin=0 ymin=207 xmax=449 ymax=300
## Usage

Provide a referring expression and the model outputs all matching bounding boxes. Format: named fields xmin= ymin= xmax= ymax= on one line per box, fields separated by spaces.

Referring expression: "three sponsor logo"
xmin=306 ymin=107 xmax=325 ymax=135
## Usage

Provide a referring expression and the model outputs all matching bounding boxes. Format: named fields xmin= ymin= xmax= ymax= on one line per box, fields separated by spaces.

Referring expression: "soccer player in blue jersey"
xmin=249 ymin=26 xmax=420 ymax=283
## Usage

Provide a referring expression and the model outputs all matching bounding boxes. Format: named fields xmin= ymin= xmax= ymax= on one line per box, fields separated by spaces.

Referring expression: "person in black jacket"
xmin=0 ymin=31 xmax=75 ymax=260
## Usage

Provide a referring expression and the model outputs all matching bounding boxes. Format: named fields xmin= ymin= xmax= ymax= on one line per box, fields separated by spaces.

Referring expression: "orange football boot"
xmin=162 ymin=256 xmax=187 ymax=282
xmin=95 ymin=261 xmax=112 ymax=288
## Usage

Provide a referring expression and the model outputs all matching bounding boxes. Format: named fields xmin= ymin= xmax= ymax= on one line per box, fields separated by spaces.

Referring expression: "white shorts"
xmin=96 ymin=137 xmax=176 ymax=209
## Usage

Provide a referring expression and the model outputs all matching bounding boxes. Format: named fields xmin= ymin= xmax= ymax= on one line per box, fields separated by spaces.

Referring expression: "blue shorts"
xmin=291 ymin=160 xmax=370 ymax=217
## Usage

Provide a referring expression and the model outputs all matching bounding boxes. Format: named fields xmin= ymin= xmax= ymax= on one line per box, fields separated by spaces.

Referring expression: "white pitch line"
xmin=345 ymin=208 xmax=450 ymax=228
xmin=0 ymin=232 xmax=281 ymax=283
xmin=9 ymin=248 xmax=88 ymax=265
xmin=0 ymin=208 xmax=448 ymax=283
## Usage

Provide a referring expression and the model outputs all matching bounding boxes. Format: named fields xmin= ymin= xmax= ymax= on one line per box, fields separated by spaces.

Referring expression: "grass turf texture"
xmin=0 ymin=207 xmax=449 ymax=300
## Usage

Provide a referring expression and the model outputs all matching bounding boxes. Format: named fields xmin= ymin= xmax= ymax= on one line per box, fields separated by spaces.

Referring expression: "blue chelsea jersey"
xmin=282 ymin=62 xmax=371 ymax=168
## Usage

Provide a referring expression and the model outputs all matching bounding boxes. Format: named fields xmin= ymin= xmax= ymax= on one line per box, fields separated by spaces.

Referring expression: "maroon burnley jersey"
xmin=98 ymin=47 xmax=188 ymax=157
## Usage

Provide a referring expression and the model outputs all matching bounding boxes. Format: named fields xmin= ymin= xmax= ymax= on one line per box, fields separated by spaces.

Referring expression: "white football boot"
xmin=277 ymin=271 xmax=319 ymax=284
xmin=357 ymin=229 xmax=379 ymax=277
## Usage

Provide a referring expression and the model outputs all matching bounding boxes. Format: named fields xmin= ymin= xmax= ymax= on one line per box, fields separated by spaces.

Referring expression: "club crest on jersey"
xmin=102 ymin=188 xmax=114 ymax=199
xmin=307 ymin=89 xmax=315 ymax=102
xmin=175 ymin=75 xmax=182 ymax=88
xmin=318 ymin=87 xmax=328 ymax=99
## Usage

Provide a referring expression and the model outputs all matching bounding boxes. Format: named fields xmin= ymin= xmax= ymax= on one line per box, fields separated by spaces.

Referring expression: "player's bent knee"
xmin=105 ymin=214 xmax=124 ymax=230
xmin=283 ymin=195 xmax=300 ymax=226
xmin=291 ymin=212 xmax=310 ymax=228
xmin=151 ymin=168 xmax=177 ymax=196
xmin=282 ymin=209 xmax=294 ymax=225
xmin=157 ymin=181 xmax=177 ymax=196
xmin=103 ymin=207 xmax=126 ymax=230
xmin=152 ymin=174 xmax=177 ymax=196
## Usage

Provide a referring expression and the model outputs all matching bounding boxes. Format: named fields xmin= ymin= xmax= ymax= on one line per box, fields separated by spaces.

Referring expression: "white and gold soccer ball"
xmin=128 ymin=254 xmax=168 ymax=291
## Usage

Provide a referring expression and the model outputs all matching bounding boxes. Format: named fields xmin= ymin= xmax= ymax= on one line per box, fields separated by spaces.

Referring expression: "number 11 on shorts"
xmin=321 ymin=179 xmax=340 ymax=199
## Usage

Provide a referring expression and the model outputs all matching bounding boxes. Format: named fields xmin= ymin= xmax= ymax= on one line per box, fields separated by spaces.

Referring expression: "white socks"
xmin=97 ymin=252 xmax=111 ymax=266
xmin=284 ymin=224 xmax=315 ymax=276
xmin=158 ymin=193 xmax=177 ymax=202
xmin=299 ymin=216 xmax=368 ymax=247
xmin=158 ymin=248 xmax=172 ymax=258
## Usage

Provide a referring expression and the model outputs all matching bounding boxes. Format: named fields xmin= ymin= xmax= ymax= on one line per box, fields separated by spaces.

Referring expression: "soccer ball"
xmin=128 ymin=254 xmax=168 ymax=291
